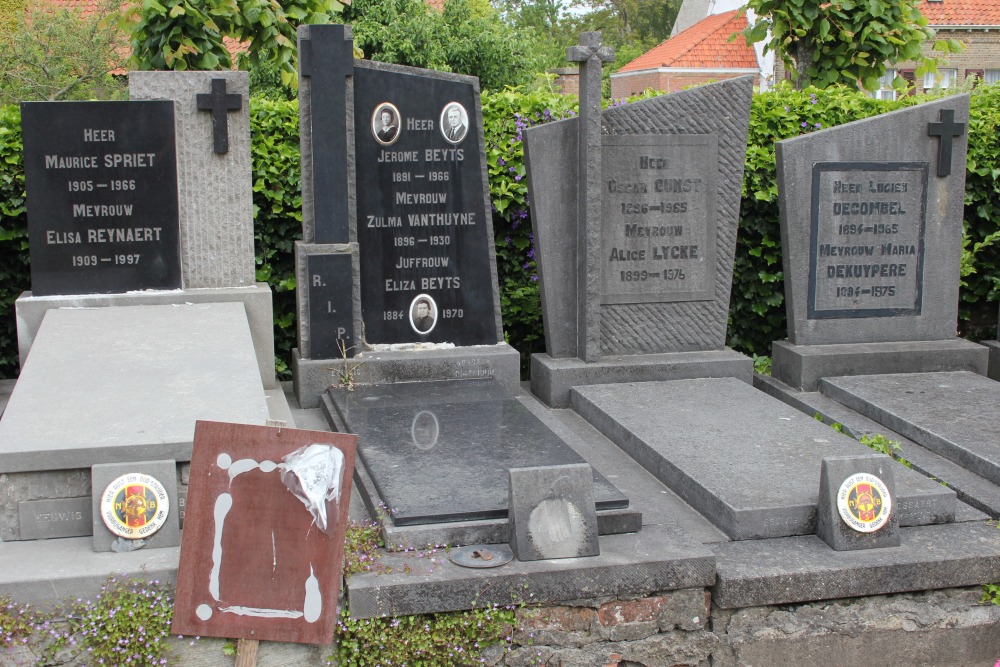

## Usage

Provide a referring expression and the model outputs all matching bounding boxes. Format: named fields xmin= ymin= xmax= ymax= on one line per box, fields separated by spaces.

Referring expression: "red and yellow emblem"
xmin=837 ymin=473 xmax=892 ymax=533
xmin=100 ymin=473 xmax=170 ymax=539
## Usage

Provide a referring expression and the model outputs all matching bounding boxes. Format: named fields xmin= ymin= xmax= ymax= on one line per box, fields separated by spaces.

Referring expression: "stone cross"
xmin=927 ymin=108 xmax=966 ymax=177
xmin=567 ymin=32 xmax=614 ymax=362
xmin=196 ymin=78 xmax=242 ymax=155
xmin=299 ymin=24 xmax=355 ymax=244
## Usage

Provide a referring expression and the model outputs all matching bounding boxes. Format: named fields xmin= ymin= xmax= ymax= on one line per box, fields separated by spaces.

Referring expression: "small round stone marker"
xmin=449 ymin=545 xmax=514 ymax=568
xmin=100 ymin=472 xmax=171 ymax=539
xmin=837 ymin=472 xmax=892 ymax=533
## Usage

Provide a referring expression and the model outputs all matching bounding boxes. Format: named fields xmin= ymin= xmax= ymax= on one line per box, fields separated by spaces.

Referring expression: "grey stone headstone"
xmin=525 ymin=75 xmax=752 ymax=358
xmin=508 ymin=463 xmax=599 ymax=561
xmin=816 ymin=455 xmax=900 ymax=551
xmin=18 ymin=497 xmax=92 ymax=540
xmin=776 ymin=95 xmax=969 ymax=346
xmin=91 ymin=460 xmax=180 ymax=552
xmin=130 ymin=71 xmax=256 ymax=289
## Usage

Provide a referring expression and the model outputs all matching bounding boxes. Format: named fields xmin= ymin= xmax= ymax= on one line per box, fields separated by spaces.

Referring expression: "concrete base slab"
xmin=16 ymin=284 xmax=276 ymax=388
xmin=821 ymin=371 xmax=1000 ymax=485
xmin=983 ymin=339 xmax=1000 ymax=381
xmin=711 ymin=521 xmax=1000 ymax=609
xmin=530 ymin=348 xmax=753 ymax=408
xmin=293 ymin=343 xmax=521 ymax=409
xmin=570 ymin=378 xmax=955 ymax=540
xmin=771 ymin=338 xmax=988 ymax=391
xmin=0 ymin=303 xmax=270 ymax=473
xmin=757 ymin=372 xmax=1000 ymax=520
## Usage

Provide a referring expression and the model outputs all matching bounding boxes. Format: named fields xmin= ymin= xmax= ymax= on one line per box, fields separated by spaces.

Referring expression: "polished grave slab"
xmin=324 ymin=378 xmax=632 ymax=535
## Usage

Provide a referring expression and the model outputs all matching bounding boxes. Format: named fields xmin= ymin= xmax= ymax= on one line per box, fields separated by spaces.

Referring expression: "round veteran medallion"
xmin=837 ymin=472 xmax=891 ymax=533
xmin=100 ymin=473 xmax=170 ymax=539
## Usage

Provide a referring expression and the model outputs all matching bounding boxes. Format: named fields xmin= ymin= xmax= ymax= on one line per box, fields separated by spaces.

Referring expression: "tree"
xmin=120 ymin=0 xmax=350 ymax=85
xmin=346 ymin=0 xmax=544 ymax=91
xmin=0 ymin=0 xmax=127 ymax=103
xmin=740 ymin=0 xmax=964 ymax=91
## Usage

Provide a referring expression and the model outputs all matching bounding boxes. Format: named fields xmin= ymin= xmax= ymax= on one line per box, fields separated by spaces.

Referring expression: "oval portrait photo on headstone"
xmin=372 ymin=102 xmax=402 ymax=146
xmin=410 ymin=410 xmax=440 ymax=450
xmin=409 ymin=293 xmax=438 ymax=334
xmin=100 ymin=472 xmax=170 ymax=539
xmin=837 ymin=472 xmax=892 ymax=533
xmin=440 ymin=102 xmax=469 ymax=145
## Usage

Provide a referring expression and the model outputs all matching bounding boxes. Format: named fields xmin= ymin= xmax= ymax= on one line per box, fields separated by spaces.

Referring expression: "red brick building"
xmin=609 ymin=9 xmax=759 ymax=99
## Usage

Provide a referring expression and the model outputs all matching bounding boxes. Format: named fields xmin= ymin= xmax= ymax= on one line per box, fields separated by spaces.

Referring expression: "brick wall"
xmin=611 ymin=71 xmax=758 ymax=98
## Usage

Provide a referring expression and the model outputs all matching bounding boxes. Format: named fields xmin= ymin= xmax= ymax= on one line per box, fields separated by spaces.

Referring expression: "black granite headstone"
xmin=20 ymin=101 xmax=181 ymax=296
xmin=353 ymin=64 xmax=499 ymax=346
xmin=306 ymin=253 xmax=355 ymax=358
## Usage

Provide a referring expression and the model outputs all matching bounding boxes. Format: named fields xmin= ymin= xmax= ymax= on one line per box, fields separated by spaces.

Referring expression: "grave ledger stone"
xmin=293 ymin=24 xmax=518 ymax=408
xmin=772 ymin=95 xmax=987 ymax=391
xmin=525 ymin=36 xmax=754 ymax=408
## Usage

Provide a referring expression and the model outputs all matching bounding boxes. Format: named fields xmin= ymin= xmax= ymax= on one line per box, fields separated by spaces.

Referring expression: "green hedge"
xmin=1 ymin=83 xmax=998 ymax=380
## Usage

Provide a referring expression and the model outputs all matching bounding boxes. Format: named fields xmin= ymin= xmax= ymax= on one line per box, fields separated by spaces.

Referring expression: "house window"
xmin=986 ymin=69 xmax=1000 ymax=85
xmin=872 ymin=69 xmax=897 ymax=100
xmin=965 ymin=69 xmax=985 ymax=88
xmin=923 ymin=68 xmax=956 ymax=89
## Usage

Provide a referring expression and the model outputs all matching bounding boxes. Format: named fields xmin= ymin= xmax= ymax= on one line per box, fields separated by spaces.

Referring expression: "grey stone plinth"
xmin=570 ymin=378 xmax=954 ymax=540
xmin=91 ymin=460 xmax=180 ymax=552
xmin=0 ymin=303 xmax=270 ymax=473
xmin=816 ymin=455 xmax=900 ymax=551
xmin=771 ymin=338 xmax=987 ymax=391
xmin=129 ymin=71 xmax=255 ymax=290
xmin=346 ymin=527 xmax=715 ymax=619
xmin=530 ymin=348 xmax=752 ymax=408
xmin=508 ymin=464 xmax=600 ymax=561
xmin=711 ymin=521 xmax=1000 ymax=608
xmin=820 ymin=371 xmax=1000 ymax=486
xmin=0 ymin=536 xmax=179 ymax=611
xmin=294 ymin=343 xmax=520 ymax=409
xmin=16 ymin=285 xmax=276 ymax=388
xmin=983 ymin=339 xmax=1000 ymax=380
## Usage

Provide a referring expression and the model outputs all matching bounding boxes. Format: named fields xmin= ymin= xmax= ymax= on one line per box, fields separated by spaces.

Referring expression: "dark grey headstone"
xmin=301 ymin=249 xmax=357 ymax=359
xmin=91 ymin=460 xmax=180 ymax=553
xmin=351 ymin=62 xmax=502 ymax=346
xmin=525 ymin=75 xmax=752 ymax=358
xmin=777 ymin=96 xmax=969 ymax=346
xmin=508 ymin=463 xmax=600 ymax=561
xmin=570 ymin=377 xmax=953 ymax=540
xmin=816 ymin=455 xmax=900 ymax=551
xmin=325 ymin=379 xmax=628 ymax=526
xmin=820 ymin=371 xmax=1000 ymax=485
xmin=17 ymin=497 xmax=93 ymax=540
xmin=20 ymin=101 xmax=181 ymax=296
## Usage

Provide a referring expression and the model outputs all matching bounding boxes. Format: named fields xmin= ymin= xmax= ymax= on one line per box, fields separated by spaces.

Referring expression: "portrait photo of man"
xmin=440 ymin=102 xmax=468 ymax=144
xmin=410 ymin=295 xmax=437 ymax=334
xmin=372 ymin=103 xmax=401 ymax=145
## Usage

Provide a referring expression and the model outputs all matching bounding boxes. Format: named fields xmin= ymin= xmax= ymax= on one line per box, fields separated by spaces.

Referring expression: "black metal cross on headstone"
xmin=566 ymin=32 xmax=614 ymax=363
xmin=299 ymin=24 xmax=355 ymax=244
xmin=196 ymin=78 xmax=242 ymax=155
xmin=927 ymin=108 xmax=965 ymax=177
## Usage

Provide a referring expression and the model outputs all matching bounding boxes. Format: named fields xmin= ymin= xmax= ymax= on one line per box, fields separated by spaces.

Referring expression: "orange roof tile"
xmin=917 ymin=0 xmax=1000 ymax=26
xmin=618 ymin=10 xmax=757 ymax=73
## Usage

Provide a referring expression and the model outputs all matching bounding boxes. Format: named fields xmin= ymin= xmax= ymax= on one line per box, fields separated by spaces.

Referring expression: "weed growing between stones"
xmin=0 ymin=595 xmax=34 ymax=649
xmin=986 ymin=522 xmax=1000 ymax=608
xmin=343 ymin=518 xmax=392 ymax=576
xmin=333 ymin=603 xmax=517 ymax=667
xmin=858 ymin=433 xmax=912 ymax=468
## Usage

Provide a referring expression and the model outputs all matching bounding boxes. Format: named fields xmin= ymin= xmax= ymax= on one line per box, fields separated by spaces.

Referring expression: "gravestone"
xmin=983 ymin=306 xmax=1000 ymax=380
xmin=771 ymin=95 xmax=987 ymax=391
xmin=816 ymin=455 xmax=900 ymax=551
xmin=0 ymin=71 xmax=282 ymax=550
xmin=508 ymin=463 xmax=600 ymax=561
xmin=292 ymin=25 xmax=518 ymax=408
xmin=525 ymin=34 xmax=754 ymax=408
